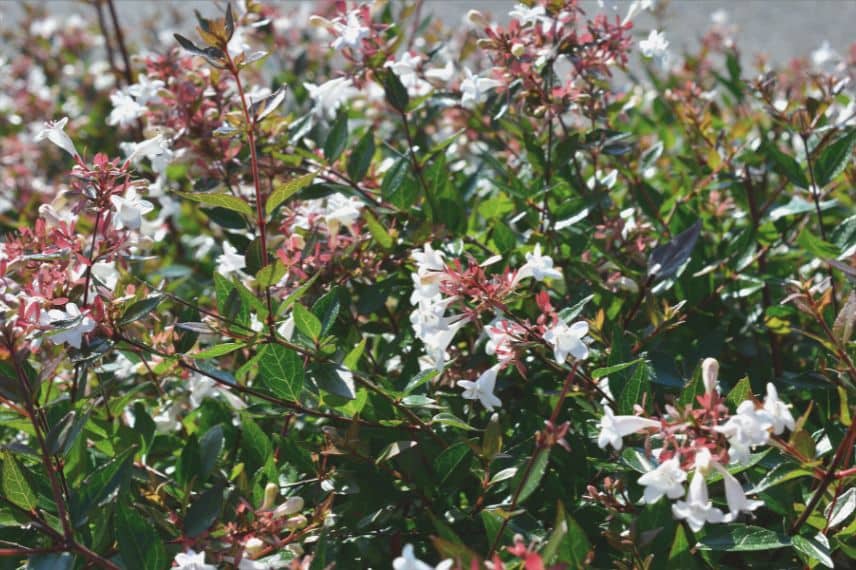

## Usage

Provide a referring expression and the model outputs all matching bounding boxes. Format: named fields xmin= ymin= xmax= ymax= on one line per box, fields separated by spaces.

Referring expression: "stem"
xmin=790 ymin=416 xmax=856 ymax=534
xmin=224 ymin=52 xmax=275 ymax=333
xmin=802 ymin=133 xmax=839 ymax=314
xmin=105 ymin=0 xmax=133 ymax=86
xmin=486 ymin=363 xmax=580 ymax=557
xmin=92 ymin=0 xmax=120 ymax=85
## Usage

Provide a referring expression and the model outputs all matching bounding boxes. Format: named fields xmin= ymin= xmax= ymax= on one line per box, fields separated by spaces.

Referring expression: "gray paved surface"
xmin=2 ymin=1 xmax=854 ymax=65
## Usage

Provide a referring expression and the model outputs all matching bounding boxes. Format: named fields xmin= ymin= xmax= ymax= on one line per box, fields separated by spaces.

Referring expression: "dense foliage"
xmin=0 ymin=1 xmax=855 ymax=568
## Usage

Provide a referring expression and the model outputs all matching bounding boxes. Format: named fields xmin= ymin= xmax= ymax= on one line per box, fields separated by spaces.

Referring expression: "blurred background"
xmin=2 ymin=0 xmax=854 ymax=65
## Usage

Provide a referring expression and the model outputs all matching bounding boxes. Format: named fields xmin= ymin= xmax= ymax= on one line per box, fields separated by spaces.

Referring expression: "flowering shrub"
xmin=0 ymin=0 xmax=855 ymax=568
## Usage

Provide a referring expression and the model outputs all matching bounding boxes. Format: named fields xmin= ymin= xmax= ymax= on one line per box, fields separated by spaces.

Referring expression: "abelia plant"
xmin=0 ymin=0 xmax=854 ymax=568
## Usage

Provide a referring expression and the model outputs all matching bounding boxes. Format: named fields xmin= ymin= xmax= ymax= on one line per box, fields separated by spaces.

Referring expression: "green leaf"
xmin=190 ymin=342 xmax=246 ymax=360
xmin=266 ymin=172 xmax=315 ymax=216
xmin=347 ymin=130 xmax=375 ymax=181
xmin=293 ymin=304 xmax=322 ymax=341
xmin=116 ymin=506 xmax=168 ymax=570
xmin=668 ymin=524 xmax=698 ymax=569
xmin=431 ymin=412 xmax=475 ymax=431
xmin=382 ymin=70 xmax=409 ymax=112
xmin=119 ymin=296 xmax=163 ymax=326
xmin=323 ymin=113 xmax=349 ymax=163
xmin=511 ymin=449 xmax=550 ymax=504
xmin=184 ymin=484 xmax=224 ymax=538
xmin=697 ymin=524 xmax=791 ymax=552
xmin=178 ymin=192 xmax=253 ymax=217
xmin=797 ymin=228 xmax=840 ymax=259
xmin=433 ymin=442 xmax=470 ymax=484
xmin=618 ymin=362 xmax=651 ymax=415
xmin=240 ymin=415 xmax=272 ymax=472
xmin=255 ymin=260 xmax=287 ymax=288
xmin=71 ymin=446 xmax=135 ymax=526
xmin=647 ymin=220 xmax=701 ymax=280
xmin=381 ymin=157 xmax=417 ymax=210
xmin=312 ymin=289 xmax=341 ymax=338
xmin=544 ymin=501 xmax=591 ymax=568
xmin=592 ymin=358 xmax=644 ymax=380
xmin=363 ymin=209 xmax=393 ymax=249
xmin=765 ymin=143 xmax=809 ymax=188
xmin=1 ymin=452 xmax=36 ymax=510
xmin=199 ymin=425 xmax=225 ymax=478
xmin=257 ymin=343 xmax=304 ymax=401
xmin=792 ymin=534 xmax=834 ymax=568
xmin=815 ymin=129 xmax=856 ymax=188
xmin=725 ymin=376 xmax=752 ymax=409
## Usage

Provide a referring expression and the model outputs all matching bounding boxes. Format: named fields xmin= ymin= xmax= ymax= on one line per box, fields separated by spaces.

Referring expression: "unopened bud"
xmin=511 ymin=43 xmax=525 ymax=57
xmin=790 ymin=109 xmax=812 ymax=135
xmin=260 ymin=482 xmax=279 ymax=510
xmin=245 ymin=537 xmax=265 ymax=557
xmin=701 ymin=358 xmax=719 ymax=395
xmin=273 ymin=496 xmax=304 ymax=519
xmin=285 ymin=514 xmax=308 ymax=530
xmin=466 ymin=10 xmax=486 ymax=27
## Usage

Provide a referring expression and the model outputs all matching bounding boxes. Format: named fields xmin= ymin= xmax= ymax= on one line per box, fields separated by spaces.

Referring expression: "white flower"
xmin=153 ymin=404 xmax=181 ymax=433
xmin=126 ymin=74 xmax=164 ymax=106
xmin=624 ymin=0 xmax=656 ymax=24
xmin=701 ymin=357 xmax=719 ymax=395
xmin=457 ymin=365 xmax=502 ymax=411
xmin=40 ymin=303 xmax=96 ymax=349
xmin=108 ymin=90 xmax=145 ymax=127
xmin=34 ymin=116 xmax=78 ymax=158
xmin=173 ymin=550 xmax=217 ymax=570
xmin=277 ymin=315 xmax=295 ymax=341
xmin=189 ymin=374 xmax=247 ymax=410
xmin=385 ymin=52 xmax=432 ymax=97
xmin=110 ymin=188 xmax=154 ymax=231
xmin=714 ymin=400 xmax=773 ymax=465
xmin=331 ymin=10 xmax=369 ymax=51
xmin=216 ymin=242 xmax=246 ymax=276
xmin=517 ymin=243 xmax=562 ymax=282
xmin=672 ymin=457 xmax=726 ymax=532
xmin=639 ymin=30 xmax=669 ymax=61
xmin=812 ymin=41 xmax=838 ymax=67
xmin=126 ymin=134 xmax=174 ymax=175
xmin=508 ymin=3 xmax=548 ymax=26
xmin=460 ymin=67 xmax=502 ymax=109
xmin=393 ymin=544 xmax=453 ymax=570
xmin=638 ymin=457 xmax=687 ymax=504
xmin=543 ymin=320 xmax=590 ymax=363
xmin=323 ymin=193 xmax=363 ymax=237
xmin=91 ymin=261 xmax=119 ymax=291
xmin=762 ymin=383 xmax=795 ymax=435
xmin=713 ymin=462 xmax=763 ymax=521
xmin=597 ymin=406 xmax=660 ymax=450
xmin=304 ymin=77 xmax=359 ymax=120
xmin=425 ymin=60 xmax=455 ymax=83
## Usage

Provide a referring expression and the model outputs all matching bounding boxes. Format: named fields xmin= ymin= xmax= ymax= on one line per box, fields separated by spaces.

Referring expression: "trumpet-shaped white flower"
xmin=40 ymin=303 xmax=96 ymax=349
xmin=110 ymin=188 xmax=154 ymax=230
xmin=34 ymin=116 xmax=78 ymax=157
xmin=543 ymin=320 xmax=590 ymax=363
xmin=762 ymin=383 xmax=795 ymax=435
xmin=126 ymin=74 xmax=164 ymax=106
xmin=323 ymin=193 xmax=363 ymax=237
xmin=639 ymin=30 xmax=669 ymax=61
xmin=385 ymin=52 xmax=432 ymax=97
xmin=189 ymin=373 xmax=247 ymax=410
xmin=152 ymin=404 xmax=181 ymax=433
xmin=516 ymin=243 xmax=563 ymax=283
xmin=460 ymin=67 xmax=502 ymax=109
xmin=216 ymin=242 xmax=246 ymax=277
xmin=173 ymin=550 xmax=217 ymax=570
xmin=509 ymin=3 xmax=549 ymax=26
xmin=331 ymin=10 xmax=370 ymax=51
xmin=597 ymin=406 xmax=660 ymax=450
xmin=304 ymin=77 xmax=359 ymax=120
xmin=126 ymin=133 xmax=174 ymax=175
xmin=393 ymin=544 xmax=453 ymax=570
xmin=713 ymin=462 xmax=763 ymax=521
xmin=108 ymin=90 xmax=145 ymax=127
xmin=671 ymin=449 xmax=725 ymax=531
xmin=457 ymin=365 xmax=502 ymax=411
xmin=638 ymin=457 xmax=687 ymax=504
xmin=714 ymin=400 xmax=773 ymax=465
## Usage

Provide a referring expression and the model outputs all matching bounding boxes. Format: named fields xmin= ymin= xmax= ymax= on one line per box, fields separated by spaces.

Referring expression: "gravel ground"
xmin=2 ymin=1 xmax=854 ymax=65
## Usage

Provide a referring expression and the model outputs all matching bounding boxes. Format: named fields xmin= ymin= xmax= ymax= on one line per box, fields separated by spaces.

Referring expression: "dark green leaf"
xmin=258 ymin=343 xmax=304 ymax=401
xmin=116 ymin=506 xmax=168 ymax=570
xmin=815 ymin=129 xmax=856 ymax=188
xmin=347 ymin=130 xmax=375 ymax=181
xmin=648 ymin=220 xmax=701 ymax=280
xmin=119 ymin=296 xmax=163 ymax=326
xmin=697 ymin=524 xmax=791 ymax=552
xmin=323 ymin=113 xmax=349 ymax=163
xmin=184 ymin=484 xmax=224 ymax=537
